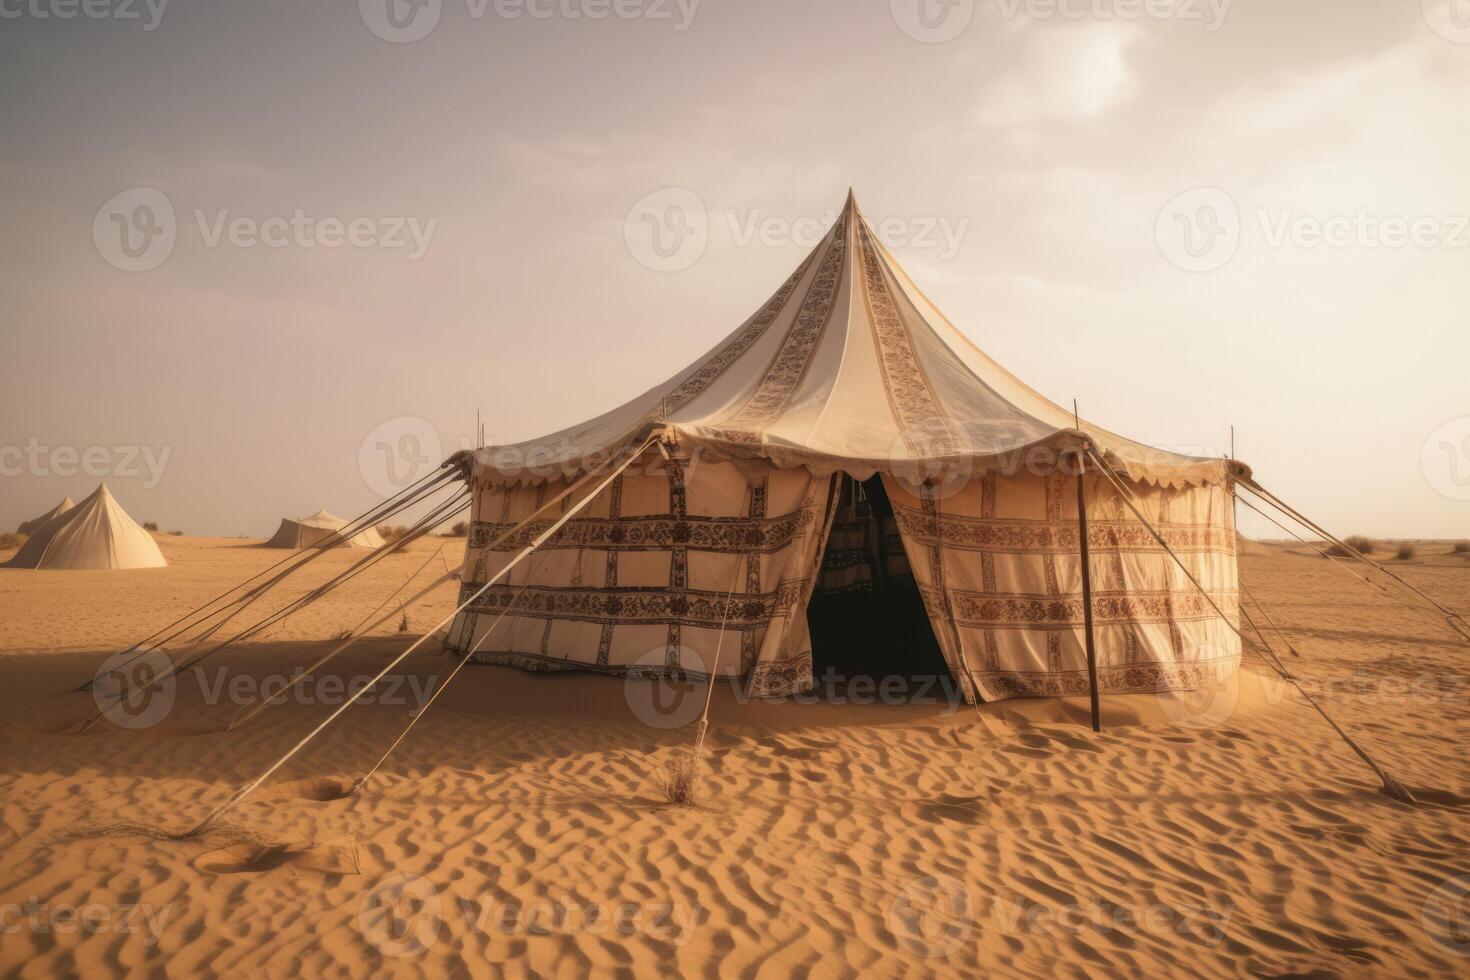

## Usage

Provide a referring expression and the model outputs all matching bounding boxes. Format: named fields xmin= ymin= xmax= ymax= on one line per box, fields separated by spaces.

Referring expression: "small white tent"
xmin=4 ymin=484 xmax=166 ymax=570
xmin=16 ymin=496 xmax=75 ymax=535
xmin=263 ymin=510 xmax=385 ymax=550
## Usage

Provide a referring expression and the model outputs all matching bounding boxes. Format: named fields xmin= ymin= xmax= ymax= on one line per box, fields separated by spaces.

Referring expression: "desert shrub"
xmin=656 ymin=753 xmax=700 ymax=807
xmin=0 ymin=532 xmax=26 ymax=549
xmin=378 ymin=524 xmax=410 ymax=542
xmin=143 ymin=521 xmax=159 ymax=531
xmin=450 ymin=521 xmax=468 ymax=537
xmin=1394 ymin=543 xmax=1416 ymax=561
xmin=1328 ymin=535 xmax=1375 ymax=558
xmin=1453 ymin=542 xmax=1470 ymax=554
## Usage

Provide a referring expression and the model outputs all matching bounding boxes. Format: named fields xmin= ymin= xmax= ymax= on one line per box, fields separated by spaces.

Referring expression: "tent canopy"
xmin=263 ymin=510 xmax=385 ymax=550
xmin=4 ymin=483 xmax=166 ymax=570
xmin=468 ymin=192 xmax=1244 ymax=489
xmin=16 ymin=496 xmax=74 ymax=535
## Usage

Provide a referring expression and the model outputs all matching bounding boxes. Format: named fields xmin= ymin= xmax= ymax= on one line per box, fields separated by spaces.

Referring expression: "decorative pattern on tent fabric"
xmin=931 ymin=586 xmax=1240 ymax=628
xmin=856 ymin=219 xmax=959 ymax=458
xmin=656 ymin=249 xmax=820 ymax=418
xmin=884 ymin=472 xmax=1240 ymax=703
xmin=454 ymin=462 xmax=834 ymax=698
xmin=461 ymin=578 xmax=812 ymax=629
xmin=468 ymin=508 xmax=817 ymax=554
xmin=712 ymin=217 xmax=848 ymax=438
xmin=892 ymin=507 xmax=1234 ymax=554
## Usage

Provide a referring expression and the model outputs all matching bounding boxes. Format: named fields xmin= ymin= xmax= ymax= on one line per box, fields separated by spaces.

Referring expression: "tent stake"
xmin=1073 ymin=450 xmax=1102 ymax=733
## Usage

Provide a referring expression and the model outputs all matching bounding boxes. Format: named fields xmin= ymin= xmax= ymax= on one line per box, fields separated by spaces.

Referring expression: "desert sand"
xmin=0 ymin=534 xmax=1466 ymax=977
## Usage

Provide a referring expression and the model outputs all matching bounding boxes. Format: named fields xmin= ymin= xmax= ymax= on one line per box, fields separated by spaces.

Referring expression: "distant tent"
xmin=16 ymin=496 xmax=75 ymax=535
xmin=263 ymin=510 xmax=385 ymax=550
xmin=4 ymin=484 xmax=166 ymax=570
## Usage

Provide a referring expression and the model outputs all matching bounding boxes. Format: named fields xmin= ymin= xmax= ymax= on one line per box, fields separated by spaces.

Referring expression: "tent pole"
xmin=1072 ymin=450 xmax=1102 ymax=733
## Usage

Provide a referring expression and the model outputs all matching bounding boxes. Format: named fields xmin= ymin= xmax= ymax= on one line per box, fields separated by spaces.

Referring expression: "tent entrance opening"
xmin=806 ymin=475 xmax=951 ymax=692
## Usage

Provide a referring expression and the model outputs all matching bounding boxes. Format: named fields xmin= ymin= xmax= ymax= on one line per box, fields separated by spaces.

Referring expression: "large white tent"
xmin=445 ymin=193 xmax=1242 ymax=703
xmin=263 ymin=510 xmax=386 ymax=550
xmin=4 ymin=484 xmax=166 ymax=570
xmin=16 ymin=496 xmax=74 ymax=535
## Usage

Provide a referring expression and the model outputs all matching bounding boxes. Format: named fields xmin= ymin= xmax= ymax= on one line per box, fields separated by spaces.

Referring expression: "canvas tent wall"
xmin=446 ymin=193 xmax=1241 ymax=702
xmin=16 ymin=496 xmax=74 ymax=535
xmin=263 ymin=510 xmax=386 ymax=550
xmin=4 ymin=484 xmax=166 ymax=570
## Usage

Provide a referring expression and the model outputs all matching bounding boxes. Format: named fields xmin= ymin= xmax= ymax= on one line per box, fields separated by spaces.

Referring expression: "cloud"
xmin=976 ymin=23 xmax=1140 ymax=127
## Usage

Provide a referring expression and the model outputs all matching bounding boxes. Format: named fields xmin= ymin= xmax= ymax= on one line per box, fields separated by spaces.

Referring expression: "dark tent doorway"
xmin=806 ymin=475 xmax=956 ymax=699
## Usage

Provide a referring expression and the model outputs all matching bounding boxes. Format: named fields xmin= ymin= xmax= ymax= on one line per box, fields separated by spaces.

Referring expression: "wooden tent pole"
xmin=1072 ymin=450 xmax=1102 ymax=733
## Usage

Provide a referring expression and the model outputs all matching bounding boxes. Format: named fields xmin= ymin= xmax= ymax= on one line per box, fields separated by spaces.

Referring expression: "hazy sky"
xmin=2 ymin=0 xmax=1466 ymax=538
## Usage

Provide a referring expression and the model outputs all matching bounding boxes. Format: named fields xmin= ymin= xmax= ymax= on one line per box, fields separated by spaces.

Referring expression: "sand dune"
xmin=0 ymin=535 xmax=1465 ymax=976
